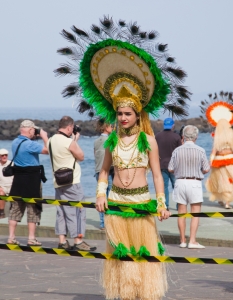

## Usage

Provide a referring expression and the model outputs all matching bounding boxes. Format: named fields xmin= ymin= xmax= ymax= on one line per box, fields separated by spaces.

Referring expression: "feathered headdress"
xmin=54 ymin=16 xmax=191 ymax=128
xmin=200 ymin=91 xmax=233 ymax=127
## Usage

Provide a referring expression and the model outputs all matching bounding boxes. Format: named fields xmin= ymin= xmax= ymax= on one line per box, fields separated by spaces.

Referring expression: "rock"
xmin=0 ymin=118 xmax=212 ymax=140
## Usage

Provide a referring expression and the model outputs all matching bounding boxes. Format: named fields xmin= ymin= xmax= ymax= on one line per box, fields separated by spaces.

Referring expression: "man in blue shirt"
xmin=8 ymin=120 xmax=48 ymax=246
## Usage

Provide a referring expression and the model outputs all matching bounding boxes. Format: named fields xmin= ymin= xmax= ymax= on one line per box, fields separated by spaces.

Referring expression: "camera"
xmin=73 ymin=125 xmax=81 ymax=135
xmin=34 ymin=127 xmax=41 ymax=135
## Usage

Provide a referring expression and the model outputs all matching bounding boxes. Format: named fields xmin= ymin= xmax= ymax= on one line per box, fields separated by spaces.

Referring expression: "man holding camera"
xmin=48 ymin=116 xmax=96 ymax=251
xmin=8 ymin=120 xmax=48 ymax=245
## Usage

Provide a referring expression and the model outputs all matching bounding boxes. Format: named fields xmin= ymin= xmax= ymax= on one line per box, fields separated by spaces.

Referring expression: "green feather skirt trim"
xmin=111 ymin=242 xmax=165 ymax=259
xmin=106 ymin=199 xmax=157 ymax=218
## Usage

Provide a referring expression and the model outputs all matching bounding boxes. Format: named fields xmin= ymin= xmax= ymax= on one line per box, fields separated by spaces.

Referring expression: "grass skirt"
xmin=102 ymin=214 xmax=167 ymax=300
xmin=205 ymin=165 xmax=233 ymax=204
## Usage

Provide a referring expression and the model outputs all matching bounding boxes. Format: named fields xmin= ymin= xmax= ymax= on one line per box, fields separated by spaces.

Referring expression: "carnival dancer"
xmin=55 ymin=16 xmax=191 ymax=299
xmin=200 ymin=92 xmax=233 ymax=209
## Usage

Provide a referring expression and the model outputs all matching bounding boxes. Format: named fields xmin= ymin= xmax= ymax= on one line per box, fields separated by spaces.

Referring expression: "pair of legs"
xmin=178 ymin=202 xmax=201 ymax=244
xmin=8 ymin=202 xmax=41 ymax=244
xmin=95 ymin=172 xmax=113 ymax=229
xmin=55 ymin=183 xmax=86 ymax=244
xmin=161 ymin=169 xmax=175 ymax=209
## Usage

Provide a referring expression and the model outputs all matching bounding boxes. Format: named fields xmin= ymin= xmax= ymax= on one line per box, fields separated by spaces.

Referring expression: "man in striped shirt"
xmin=168 ymin=125 xmax=210 ymax=249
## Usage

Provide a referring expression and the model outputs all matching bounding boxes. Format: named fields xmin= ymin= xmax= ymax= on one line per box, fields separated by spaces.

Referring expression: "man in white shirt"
xmin=48 ymin=116 xmax=96 ymax=251
xmin=0 ymin=149 xmax=13 ymax=218
xmin=168 ymin=125 xmax=210 ymax=249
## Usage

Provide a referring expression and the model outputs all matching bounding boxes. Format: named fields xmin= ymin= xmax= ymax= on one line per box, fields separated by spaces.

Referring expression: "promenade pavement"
xmin=0 ymin=237 xmax=232 ymax=300
xmin=0 ymin=192 xmax=232 ymax=247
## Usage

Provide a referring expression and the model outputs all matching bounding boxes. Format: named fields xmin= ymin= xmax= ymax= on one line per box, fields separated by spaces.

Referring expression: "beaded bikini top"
xmin=112 ymin=143 xmax=149 ymax=169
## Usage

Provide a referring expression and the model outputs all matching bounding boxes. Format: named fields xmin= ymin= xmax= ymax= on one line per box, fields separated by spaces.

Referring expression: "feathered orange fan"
xmin=206 ymin=101 xmax=233 ymax=127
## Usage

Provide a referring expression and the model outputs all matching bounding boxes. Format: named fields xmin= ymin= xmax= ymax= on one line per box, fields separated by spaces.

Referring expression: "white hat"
xmin=20 ymin=120 xmax=39 ymax=129
xmin=0 ymin=148 xmax=9 ymax=155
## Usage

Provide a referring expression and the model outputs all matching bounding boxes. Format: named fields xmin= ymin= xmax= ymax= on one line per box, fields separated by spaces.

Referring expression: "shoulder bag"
xmin=2 ymin=139 xmax=27 ymax=177
xmin=49 ymin=138 xmax=76 ymax=186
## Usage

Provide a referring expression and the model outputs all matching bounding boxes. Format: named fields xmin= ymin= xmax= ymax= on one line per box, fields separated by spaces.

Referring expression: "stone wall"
xmin=0 ymin=118 xmax=211 ymax=140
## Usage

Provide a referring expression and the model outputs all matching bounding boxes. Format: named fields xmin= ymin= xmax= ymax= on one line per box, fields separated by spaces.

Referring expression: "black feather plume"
xmin=130 ymin=22 xmax=140 ymax=35
xmin=54 ymin=66 xmax=71 ymax=77
xmin=208 ymin=94 xmax=212 ymax=98
xmin=60 ymin=30 xmax=77 ymax=44
xmin=177 ymin=99 xmax=187 ymax=106
xmin=148 ymin=30 xmax=158 ymax=39
xmin=229 ymin=92 xmax=233 ymax=100
xmin=77 ymin=100 xmax=91 ymax=113
xmin=140 ymin=32 xmax=147 ymax=39
xmin=71 ymin=26 xmax=89 ymax=37
xmin=100 ymin=15 xmax=113 ymax=28
xmin=225 ymin=92 xmax=229 ymax=97
xmin=219 ymin=90 xmax=224 ymax=97
xmin=213 ymin=93 xmax=217 ymax=99
xmin=176 ymin=86 xmax=192 ymax=99
xmin=158 ymin=44 xmax=168 ymax=52
xmin=167 ymin=57 xmax=175 ymax=63
xmin=62 ymin=84 xmax=79 ymax=98
xmin=91 ymin=25 xmax=101 ymax=34
xmin=118 ymin=19 xmax=126 ymax=27
xmin=166 ymin=67 xmax=187 ymax=81
xmin=88 ymin=111 xmax=95 ymax=118
xmin=57 ymin=47 xmax=73 ymax=55
xmin=164 ymin=104 xmax=188 ymax=118
xmin=201 ymin=101 xmax=206 ymax=105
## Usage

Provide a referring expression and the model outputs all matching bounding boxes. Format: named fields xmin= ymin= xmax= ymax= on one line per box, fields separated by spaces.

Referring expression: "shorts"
xmin=8 ymin=202 xmax=41 ymax=224
xmin=0 ymin=186 xmax=11 ymax=195
xmin=173 ymin=179 xmax=203 ymax=205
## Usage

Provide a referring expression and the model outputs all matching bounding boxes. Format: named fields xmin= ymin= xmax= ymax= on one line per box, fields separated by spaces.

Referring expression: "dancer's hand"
xmin=158 ymin=210 xmax=171 ymax=222
xmin=96 ymin=196 xmax=108 ymax=212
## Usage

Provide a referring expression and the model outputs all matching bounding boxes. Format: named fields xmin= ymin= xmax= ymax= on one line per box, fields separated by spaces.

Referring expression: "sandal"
xmin=27 ymin=239 xmax=42 ymax=246
xmin=7 ymin=238 xmax=20 ymax=245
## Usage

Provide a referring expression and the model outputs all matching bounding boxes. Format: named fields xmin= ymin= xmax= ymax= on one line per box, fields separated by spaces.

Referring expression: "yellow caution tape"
xmin=0 ymin=196 xmax=233 ymax=218
xmin=0 ymin=243 xmax=232 ymax=264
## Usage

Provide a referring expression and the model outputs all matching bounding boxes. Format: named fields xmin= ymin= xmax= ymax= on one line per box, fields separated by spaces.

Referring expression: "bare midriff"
xmin=113 ymin=166 xmax=148 ymax=189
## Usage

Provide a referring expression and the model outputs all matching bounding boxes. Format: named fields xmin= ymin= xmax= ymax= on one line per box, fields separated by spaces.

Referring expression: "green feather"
xmin=130 ymin=246 xmax=137 ymax=256
xmin=113 ymin=243 xmax=129 ymax=259
xmin=103 ymin=131 xmax=118 ymax=152
xmin=138 ymin=245 xmax=150 ymax=257
xmin=79 ymin=39 xmax=170 ymax=122
xmin=105 ymin=199 xmax=157 ymax=218
xmin=137 ymin=132 xmax=151 ymax=153
xmin=158 ymin=242 xmax=165 ymax=255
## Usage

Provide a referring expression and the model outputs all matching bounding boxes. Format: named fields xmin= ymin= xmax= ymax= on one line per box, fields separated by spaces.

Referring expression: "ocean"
xmin=0 ymin=107 xmax=213 ymax=197
xmin=0 ymin=134 xmax=213 ymax=198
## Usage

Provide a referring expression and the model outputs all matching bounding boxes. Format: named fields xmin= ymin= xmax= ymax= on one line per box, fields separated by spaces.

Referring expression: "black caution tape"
xmin=0 ymin=243 xmax=232 ymax=264
xmin=0 ymin=196 xmax=233 ymax=218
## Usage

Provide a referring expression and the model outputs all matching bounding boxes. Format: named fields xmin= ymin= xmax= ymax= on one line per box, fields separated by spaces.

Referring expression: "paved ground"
xmin=0 ymin=237 xmax=232 ymax=300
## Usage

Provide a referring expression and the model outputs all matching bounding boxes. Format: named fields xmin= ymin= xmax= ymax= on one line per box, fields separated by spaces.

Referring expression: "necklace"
xmin=116 ymin=141 xmax=140 ymax=188
xmin=118 ymin=132 xmax=139 ymax=151
xmin=119 ymin=124 xmax=140 ymax=137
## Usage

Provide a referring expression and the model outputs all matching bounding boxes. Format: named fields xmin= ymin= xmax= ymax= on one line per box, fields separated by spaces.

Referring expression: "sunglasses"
xmin=0 ymin=154 xmax=8 ymax=157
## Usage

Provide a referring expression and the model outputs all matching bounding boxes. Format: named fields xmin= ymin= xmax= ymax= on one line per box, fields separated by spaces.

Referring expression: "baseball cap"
xmin=0 ymin=148 xmax=9 ymax=155
xmin=163 ymin=118 xmax=175 ymax=129
xmin=20 ymin=120 xmax=39 ymax=129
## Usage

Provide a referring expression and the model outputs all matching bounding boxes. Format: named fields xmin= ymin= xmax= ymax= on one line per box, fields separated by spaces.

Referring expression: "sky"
xmin=0 ymin=0 xmax=233 ymax=119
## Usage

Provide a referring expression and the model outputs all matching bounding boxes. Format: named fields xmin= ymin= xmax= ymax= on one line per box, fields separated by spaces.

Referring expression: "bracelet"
xmin=156 ymin=192 xmax=167 ymax=212
xmin=96 ymin=180 xmax=108 ymax=198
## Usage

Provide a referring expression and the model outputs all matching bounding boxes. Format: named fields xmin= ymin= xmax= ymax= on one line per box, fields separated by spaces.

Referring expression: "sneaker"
xmin=73 ymin=241 xmax=97 ymax=251
xmin=188 ymin=242 xmax=205 ymax=249
xmin=58 ymin=240 xmax=72 ymax=250
xmin=100 ymin=227 xmax=105 ymax=231
xmin=179 ymin=242 xmax=187 ymax=248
